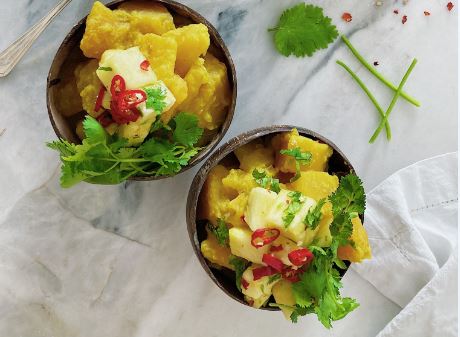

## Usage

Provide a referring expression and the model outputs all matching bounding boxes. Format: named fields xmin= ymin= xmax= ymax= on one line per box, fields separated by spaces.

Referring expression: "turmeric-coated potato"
xmin=272 ymin=129 xmax=334 ymax=173
xmin=234 ymin=142 xmax=275 ymax=173
xmin=338 ymin=217 xmax=372 ymax=262
xmin=201 ymin=229 xmax=233 ymax=269
xmin=117 ymin=1 xmax=175 ymax=35
xmin=163 ymin=24 xmax=210 ymax=76
xmin=80 ymin=2 xmax=139 ymax=59
xmin=222 ymin=169 xmax=257 ymax=194
xmin=287 ymin=171 xmax=339 ymax=201
xmin=74 ymin=59 xmax=104 ymax=117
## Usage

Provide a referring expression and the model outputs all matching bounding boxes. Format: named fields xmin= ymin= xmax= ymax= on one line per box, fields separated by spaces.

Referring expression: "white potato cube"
xmin=229 ymin=228 xmax=269 ymax=264
xmin=245 ymin=187 xmax=278 ymax=231
xmin=137 ymin=80 xmax=176 ymax=117
xmin=97 ymin=47 xmax=157 ymax=90
xmin=242 ymin=264 xmax=279 ymax=308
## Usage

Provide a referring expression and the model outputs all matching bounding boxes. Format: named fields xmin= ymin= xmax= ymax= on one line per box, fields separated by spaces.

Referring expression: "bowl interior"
xmin=47 ymin=0 xmax=236 ymax=180
xmin=187 ymin=126 xmax=355 ymax=310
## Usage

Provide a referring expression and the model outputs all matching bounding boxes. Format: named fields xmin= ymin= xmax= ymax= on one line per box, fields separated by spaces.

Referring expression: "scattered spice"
xmin=252 ymin=266 xmax=277 ymax=281
xmin=393 ymin=9 xmax=399 ymax=14
xmin=447 ymin=2 xmax=454 ymax=11
xmin=374 ymin=61 xmax=379 ymax=66
xmin=270 ymin=245 xmax=283 ymax=252
xmin=402 ymin=15 xmax=408 ymax=24
xmin=424 ymin=11 xmax=431 ymax=16
xmin=0 ymin=129 xmax=5 ymax=137
xmin=342 ymin=12 xmax=352 ymax=22
xmin=241 ymin=278 xmax=249 ymax=290
xmin=94 ymin=86 xmax=105 ymax=112
xmin=262 ymin=254 xmax=284 ymax=272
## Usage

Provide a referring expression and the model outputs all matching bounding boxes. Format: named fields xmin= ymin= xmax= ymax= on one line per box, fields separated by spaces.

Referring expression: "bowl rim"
xmin=186 ymin=125 xmax=356 ymax=310
xmin=46 ymin=0 xmax=237 ymax=182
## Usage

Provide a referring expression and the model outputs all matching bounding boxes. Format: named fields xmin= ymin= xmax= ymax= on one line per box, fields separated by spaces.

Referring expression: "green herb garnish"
xmin=97 ymin=66 xmax=112 ymax=71
xmin=252 ymin=169 xmax=281 ymax=193
xmin=207 ymin=218 xmax=229 ymax=246
xmin=304 ymin=198 xmax=326 ymax=230
xmin=291 ymin=249 xmax=359 ymax=328
xmin=282 ymin=191 xmax=304 ymax=227
xmin=145 ymin=86 xmax=167 ymax=114
xmin=229 ymin=255 xmax=249 ymax=291
xmin=328 ymin=174 xmax=366 ymax=256
xmin=268 ymin=4 xmax=338 ymax=57
xmin=268 ymin=274 xmax=282 ymax=285
xmin=47 ymin=113 xmax=202 ymax=187
xmin=279 ymin=147 xmax=312 ymax=182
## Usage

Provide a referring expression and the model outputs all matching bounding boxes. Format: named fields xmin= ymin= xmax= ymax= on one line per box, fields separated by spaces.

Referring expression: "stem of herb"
xmin=341 ymin=35 xmax=420 ymax=107
xmin=369 ymin=58 xmax=417 ymax=143
xmin=336 ymin=60 xmax=391 ymax=139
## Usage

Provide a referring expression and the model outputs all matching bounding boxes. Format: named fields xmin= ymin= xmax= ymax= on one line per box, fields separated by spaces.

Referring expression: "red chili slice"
xmin=94 ymin=86 xmax=105 ymax=113
xmin=402 ymin=15 xmax=407 ymax=24
xmin=251 ymin=228 xmax=280 ymax=248
xmin=118 ymin=89 xmax=147 ymax=108
xmin=288 ymin=248 xmax=314 ymax=267
xmin=110 ymin=75 xmax=126 ymax=98
xmin=262 ymin=254 xmax=284 ymax=272
xmin=342 ymin=12 xmax=352 ymax=22
xmin=424 ymin=11 xmax=431 ymax=16
xmin=447 ymin=2 xmax=454 ymax=11
xmin=110 ymin=100 xmax=140 ymax=124
xmin=281 ymin=266 xmax=302 ymax=283
xmin=252 ymin=266 xmax=277 ymax=281
xmin=140 ymin=60 xmax=150 ymax=71
xmin=270 ymin=245 xmax=283 ymax=252
xmin=393 ymin=9 xmax=399 ymax=14
xmin=241 ymin=278 xmax=249 ymax=290
xmin=96 ymin=111 xmax=113 ymax=127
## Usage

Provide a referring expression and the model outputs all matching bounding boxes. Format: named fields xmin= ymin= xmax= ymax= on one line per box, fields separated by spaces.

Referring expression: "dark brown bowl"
xmin=47 ymin=0 xmax=236 ymax=181
xmin=186 ymin=126 xmax=357 ymax=310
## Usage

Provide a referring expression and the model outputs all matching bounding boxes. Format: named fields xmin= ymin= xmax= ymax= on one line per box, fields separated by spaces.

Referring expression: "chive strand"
xmin=336 ymin=60 xmax=391 ymax=139
xmin=341 ymin=35 xmax=421 ymax=107
xmin=369 ymin=59 xmax=418 ymax=143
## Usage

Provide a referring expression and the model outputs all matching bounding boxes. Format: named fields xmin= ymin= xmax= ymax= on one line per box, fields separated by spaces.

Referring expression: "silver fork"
xmin=0 ymin=0 xmax=72 ymax=77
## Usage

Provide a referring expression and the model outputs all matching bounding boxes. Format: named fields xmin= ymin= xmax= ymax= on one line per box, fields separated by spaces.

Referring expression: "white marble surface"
xmin=0 ymin=0 xmax=457 ymax=336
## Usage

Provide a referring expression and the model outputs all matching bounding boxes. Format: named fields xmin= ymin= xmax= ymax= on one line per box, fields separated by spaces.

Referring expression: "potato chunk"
xmin=163 ymin=24 xmax=210 ymax=76
xmin=201 ymin=229 xmax=233 ymax=269
xmin=272 ymin=129 xmax=334 ymax=173
xmin=229 ymin=228 xmax=269 ymax=264
xmin=222 ymin=169 xmax=257 ymax=194
xmin=197 ymin=165 xmax=232 ymax=224
xmin=137 ymin=33 xmax=188 ymax=123
xmin=234 ymin=142 xmax=275 ymax=173
xmin=74 ymin=59 xmax=104 ymax=117
xmin=338 ymin=217 xmax=372 ymax=262
xmin=225 ymin=193 xmax=250 ymax=228
xmin=272 ymin=280 xmax=296 ymax=320
xmin=80 ymin=2 xmax=139 ymax=59
xmin=117 ymin=1 xmax=175 ymax=35
xmin=287 ymin=171 xmax=339 ymax=201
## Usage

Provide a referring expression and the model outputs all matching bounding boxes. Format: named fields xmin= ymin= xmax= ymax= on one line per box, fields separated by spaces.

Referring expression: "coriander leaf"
xmin=98 ymin=66 xmax=112 ymax=71
xmin=291 ymin=305 xmax=315 ymax=323
xmin=229 ymin=255 xmax=249 ymax=292
xmin=283 ymin=191 xmax=304 ymax=227
xmin=280 ymin=147 xmax=312 ymax=182
xmin=145 ymin=86 xmax=167 ymax=113
xmin=207 ymin=218 xmax=229 ymax=246
xmin=269 ymin=3 xmax=338 ymax=57
xmin=252 ymin=169 xmax=281 ymax=193
xmin=329 ymin=174 xmax=366 ymax=216
xmin=304 ymin=198 xmax=326 ymax=230
xmin=292 ymin=250 xmax=359 ymax=328
xmin=172 ymin=112 xmax=203 ymax=147
xmin=83 ymin=116 xmax=107 ymax=144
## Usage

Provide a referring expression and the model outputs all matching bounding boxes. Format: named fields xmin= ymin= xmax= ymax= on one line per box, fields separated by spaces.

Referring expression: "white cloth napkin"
xmin=353 ymin=152 xmax=458 ymax=337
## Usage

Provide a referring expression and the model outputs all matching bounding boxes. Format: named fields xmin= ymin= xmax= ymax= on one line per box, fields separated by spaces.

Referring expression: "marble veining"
xmin=0 ymin=0 xmax=457 ymax=336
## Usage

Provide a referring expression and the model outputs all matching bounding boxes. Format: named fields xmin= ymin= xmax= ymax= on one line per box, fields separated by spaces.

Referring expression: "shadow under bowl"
xmin=186 ymin=126 xmax=357 ymax=310
xmin=47 ymin=0 xmax=236 ymax=181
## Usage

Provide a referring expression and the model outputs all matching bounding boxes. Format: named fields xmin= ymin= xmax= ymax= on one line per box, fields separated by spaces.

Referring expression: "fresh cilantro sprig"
xmin=268 ymin=4 xmax=338 ymax=57
xmin=47 ymin=113 xmax=203 ymax=187
xmin=328 ymin=174 xmax=366 ymax=257
xmin=252 ymin=169 xmax=281 ymax=193
xmin=282 ymin=191 xmax=304 ymax=227
xmin=207 ymin=218 xmax=229 ymax=246
xmin=280 ymin=147 xmax=312 ymax=182
xmin=304 ymin=198 xmax=326 ymax=230
xmin=98 ymin=66 xmax=112 ymax=71
xmin=145 ymin=86 xmax=167 ymax=114
xmin=229 ymin=255 xmax=249 ymax=291
xmin=291 ymin=249 xmax=359 ymax=328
